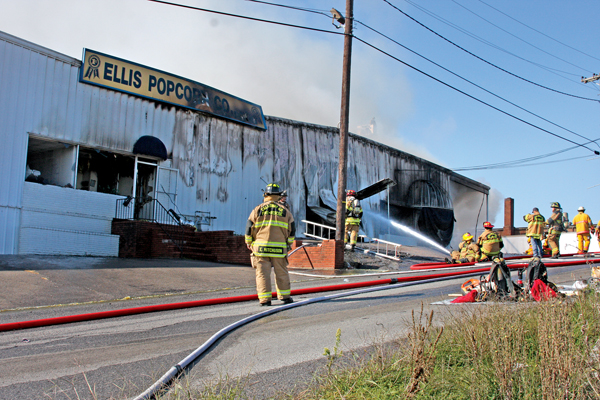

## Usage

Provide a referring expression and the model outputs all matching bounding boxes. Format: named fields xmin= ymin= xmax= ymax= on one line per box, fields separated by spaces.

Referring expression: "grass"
xmin=296 ymin=287 xmax=600 ymax=400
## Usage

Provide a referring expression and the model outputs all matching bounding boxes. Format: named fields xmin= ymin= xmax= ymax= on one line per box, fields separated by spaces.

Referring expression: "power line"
xmin=147 ymin=0 xmax=344 ymax=36
xmin=475 ymin=0 xmax=600 ymax=64
xmin=353 ymin=35 xmax=600 ymax=155
xmin=449 ymin=0 xmax=594 ymax=73
xmin=451 ymin=141 xmax=600 ymax=171
xmin=454 ymin=155 xmax=591 ymax=171
xmin=149 ymin=0 xmax=599 ymax=155
xmin=243 ymin=0 xmax=331 ymax=18
xmin=390 ymin=0 xmax=599 ymax=91
xmin=355 ymin=20 xmax=599 ymax=148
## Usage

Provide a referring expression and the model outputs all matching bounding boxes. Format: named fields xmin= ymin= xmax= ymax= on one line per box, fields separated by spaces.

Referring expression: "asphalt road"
xmin=0 ymin=254 xmax=594 ymax=400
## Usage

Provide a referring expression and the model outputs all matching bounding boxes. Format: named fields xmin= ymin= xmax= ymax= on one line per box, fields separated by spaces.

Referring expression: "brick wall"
xmin=112 ymin=220 xmax=253 ymax=264
xmin=192 ymin=230 xmax=252 ymax=265
xmin=112 ymin=220 xmax=344 ymax=269
xmin=112 ymin=220 xmax=180 ymax=258
xmin=288 ymin=239 xmax=344 ymax=269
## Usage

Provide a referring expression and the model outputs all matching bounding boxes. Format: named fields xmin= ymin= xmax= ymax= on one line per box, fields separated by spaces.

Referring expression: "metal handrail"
xmin=115 ymin=197 xmax=185 ymax=253
xmin=302 ymin=220 xmax=336 ymax=240
xmin=371 ymin=238 xmax=402 ymax=260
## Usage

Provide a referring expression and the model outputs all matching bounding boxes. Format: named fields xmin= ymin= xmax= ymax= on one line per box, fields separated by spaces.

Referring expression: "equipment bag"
xmin=525 ymin=257 xmax=548 ymax=290
xmin=488 ymin=258 xmax=516 ymax=298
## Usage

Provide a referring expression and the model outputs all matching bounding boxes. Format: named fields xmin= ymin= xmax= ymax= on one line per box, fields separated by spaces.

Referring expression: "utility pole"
xmin=335 ymin=0 xmax=354 ymax=241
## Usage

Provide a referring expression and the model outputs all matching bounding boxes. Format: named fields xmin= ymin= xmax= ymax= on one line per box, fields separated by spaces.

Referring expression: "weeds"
xmin=298 ymin=288 xmax=600 ymax=400
xmin=323 ymin=328 xmax=343 ymax=375
xmin=405 ymin=303 xmax=443 ymax=396
xmin=46 ymin=287 xmax=600 ymax=400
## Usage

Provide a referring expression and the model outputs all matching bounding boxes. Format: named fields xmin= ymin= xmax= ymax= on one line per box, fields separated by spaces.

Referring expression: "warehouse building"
xmin=0 ymin=30 xmax=489 ymax=256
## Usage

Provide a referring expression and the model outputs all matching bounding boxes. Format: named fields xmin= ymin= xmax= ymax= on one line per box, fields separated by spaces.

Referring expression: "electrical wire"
xmin=244 ymin=0 xmax=331 ymax=17
xmin=453 ymin=155 xmax=591 ymax=171
xmin=475 ymin=0 xmax=600 ymax=63
xmin=147 ymin=0 xmax=344 ymax=36
xmin=148 ymin=0 xmax=600 ymax=157
xmin=355 ymin=19 xmax=600 ymax=147
xmin=450 ymin=138 xmax=600 ymax=171
xmin=449 ymin=0 xmax=594 ymax=73
xmin=387 ymin=0 xmax=598 ymax=92
xmin=353 ymin=35 xmax=600 ymax=155
xmin=399 ymin=0 xmax=580 ymax=77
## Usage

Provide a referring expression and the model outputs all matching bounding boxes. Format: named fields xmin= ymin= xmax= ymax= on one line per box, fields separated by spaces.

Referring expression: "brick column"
xmin=503 ymin=197 xmax=514 ymax=236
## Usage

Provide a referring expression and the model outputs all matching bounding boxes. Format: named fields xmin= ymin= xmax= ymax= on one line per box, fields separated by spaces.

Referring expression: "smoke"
xmin=450 ymin=180 xmax=503 ymax=247
xmin=0 ymin=0 xmax=421 ymax=157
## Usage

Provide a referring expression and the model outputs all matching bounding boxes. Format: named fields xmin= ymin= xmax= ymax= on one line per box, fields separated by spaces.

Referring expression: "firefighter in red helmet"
xmin=344 ymin=189 xmax=362 ymax=250
xmin=477 ymin=221 xmax=504 ymax=262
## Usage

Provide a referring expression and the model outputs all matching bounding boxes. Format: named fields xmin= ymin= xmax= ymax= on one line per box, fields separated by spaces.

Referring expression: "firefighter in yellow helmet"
xmin=477 ymin=221 xmax=504 ymax=262
xmin=572 ymin=206 xmax=594 ymax=254
xmin=245 ymin=183 xmax=296 ymax=306
xmin=344 ymin=190 xmax=363 ymax=250
xmin=448 ymin=232 xmax=480 ymax=263
xmin=545 ymin=202 xmax=565 ymax=258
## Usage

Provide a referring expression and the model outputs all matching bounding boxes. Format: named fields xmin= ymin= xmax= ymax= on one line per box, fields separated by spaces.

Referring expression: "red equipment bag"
xmin=530 ymin=279 xmax=557 ymax=301
xmin=451 ymin=290 xmax=478 ymax=303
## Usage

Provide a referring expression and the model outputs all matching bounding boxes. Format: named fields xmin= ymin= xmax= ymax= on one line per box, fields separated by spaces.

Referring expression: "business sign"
xmin=79 ymin=49 xmax=266 ymax=130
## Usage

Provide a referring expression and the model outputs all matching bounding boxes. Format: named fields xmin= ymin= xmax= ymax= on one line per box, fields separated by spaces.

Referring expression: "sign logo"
xmin=84 ymin=55 xmax=101 ymax=79
xmin=79 ymin=49 xmax=266 ymax=130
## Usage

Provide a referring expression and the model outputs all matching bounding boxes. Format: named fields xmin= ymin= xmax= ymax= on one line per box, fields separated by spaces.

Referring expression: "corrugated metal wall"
xmin=0 ymin=30 xmax=489 ymax=255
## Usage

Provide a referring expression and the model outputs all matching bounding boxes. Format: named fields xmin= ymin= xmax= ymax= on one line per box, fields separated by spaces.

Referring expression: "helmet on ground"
xmin=264 ymin=183 xmax=283 ymax=196
xmin=578 ymin=206 xmax=585 ymax=212
xmin=483 ymin=221 xmax=494 ymax=229
xmin=346 ymin=189 xmax=356 ymax=197
xmin=462 ymin=232 xmax=474 ymax=241
xmin=551 ymin=202 xmax=561 ymax=209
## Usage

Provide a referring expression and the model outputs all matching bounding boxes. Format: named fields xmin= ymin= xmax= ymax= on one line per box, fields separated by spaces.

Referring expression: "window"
xmin=26 ymin=136 xmax=136 ymax=196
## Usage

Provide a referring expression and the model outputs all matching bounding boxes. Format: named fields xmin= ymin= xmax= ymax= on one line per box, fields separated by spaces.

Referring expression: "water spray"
xmin=364 ymin=210 xmax=450 ymax=254
xmin=390 ymin=221 xmax=450 ymax=254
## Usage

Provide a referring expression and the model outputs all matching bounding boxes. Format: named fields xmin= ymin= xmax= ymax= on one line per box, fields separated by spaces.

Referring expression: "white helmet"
xmin=578 ymin=206 xmax=585 ymax=212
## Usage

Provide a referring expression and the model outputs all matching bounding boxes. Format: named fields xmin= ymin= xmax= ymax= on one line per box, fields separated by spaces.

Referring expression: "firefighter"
xmin=245 ymin=183 xmax=296 ymax=306
xmin=278 ymin=190 xmax=289 ymax=209
xmin=525 ymin=237 xmax=552 ymax=256
xmin=546 ymin=202 xmax=564 ymax=258
xmin=344 ymin=189 xmax=363 ymax=250
xmin=524 ymin=207 xmax=545 ymax=258
xmin=449 ymin=232 xmax=480 ymax=263
xmin=477 ymin=221 xmax=504 ymax=262
xmin=572 ymin=206 xmax=594 ymax=254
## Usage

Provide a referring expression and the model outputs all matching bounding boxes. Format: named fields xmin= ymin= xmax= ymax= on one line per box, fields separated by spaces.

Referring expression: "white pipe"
xmin=134 ymin=272 xmax=482 ymax=400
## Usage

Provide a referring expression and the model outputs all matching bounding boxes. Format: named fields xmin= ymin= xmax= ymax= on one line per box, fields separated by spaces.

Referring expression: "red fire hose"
xmin=0 ymin=268 xmax=492 ymax=333
xmin=410 ymin=252 xmax=599 ymax=270
xmin=2 ymin=257 xmax=596 ymax=333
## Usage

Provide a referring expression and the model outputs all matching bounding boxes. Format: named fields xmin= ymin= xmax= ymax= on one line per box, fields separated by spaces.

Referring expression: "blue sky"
xmin=2 ymin=0 xmax=599 ymax=229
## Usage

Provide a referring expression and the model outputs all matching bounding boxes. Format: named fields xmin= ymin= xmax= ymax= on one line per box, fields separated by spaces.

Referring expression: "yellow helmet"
xmin=462 ymin=232 xmax=473 ymax=241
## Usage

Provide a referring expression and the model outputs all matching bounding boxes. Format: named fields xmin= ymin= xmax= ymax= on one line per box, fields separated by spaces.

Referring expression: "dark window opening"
xmin=76 ymin=148 xmax=134 ymax=195
xmin=26 ymin=136 xmax=136 ymax=196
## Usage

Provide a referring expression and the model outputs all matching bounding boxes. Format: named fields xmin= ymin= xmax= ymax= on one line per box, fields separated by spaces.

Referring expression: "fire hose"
xmin=410 ymin=252 xmax=600 ymax=270
xmin=133 ymin=272 xmax=484 ymax=400
xmin=0 ymin=268 xmax=489 ymax=333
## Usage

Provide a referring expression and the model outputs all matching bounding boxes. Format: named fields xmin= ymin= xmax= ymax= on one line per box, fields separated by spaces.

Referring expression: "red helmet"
xmin=346 ymin=190 xmax=356 ymax=197
xmin=483 ymin=221 xmax=494 ymax=229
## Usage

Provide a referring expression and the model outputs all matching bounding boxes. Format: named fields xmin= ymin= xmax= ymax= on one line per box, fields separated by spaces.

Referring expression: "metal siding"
xmin=0 ymin=31 xmax=490 ymax=253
